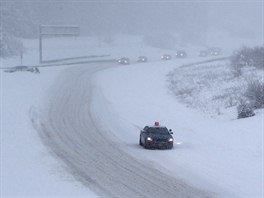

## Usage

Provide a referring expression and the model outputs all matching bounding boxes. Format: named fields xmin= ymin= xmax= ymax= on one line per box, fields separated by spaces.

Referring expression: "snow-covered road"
xmin=32 ymin=63 xmax=214 ymax=198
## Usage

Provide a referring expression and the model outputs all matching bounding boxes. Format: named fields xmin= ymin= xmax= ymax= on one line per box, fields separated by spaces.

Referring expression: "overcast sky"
xmin=3 ymin=1 xmax=263 ymax=41
xmin=63 ymin=1 xmax=263 ymax=40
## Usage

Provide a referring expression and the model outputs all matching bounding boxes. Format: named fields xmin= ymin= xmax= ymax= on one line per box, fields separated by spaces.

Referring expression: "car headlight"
xmin=168 ymin=138 xmax=174 ymax=142
xmin=146 ymin=137 xmax=153 ymax=141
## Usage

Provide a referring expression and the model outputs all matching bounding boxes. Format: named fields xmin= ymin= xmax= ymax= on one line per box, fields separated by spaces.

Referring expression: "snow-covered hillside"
xmin=1 ymin=35 xmax=263 ymax=198
xmin=167 ymin=60 xmax=264 ymax=118
xmin=92 ymin=59 xmax=263 ymax=198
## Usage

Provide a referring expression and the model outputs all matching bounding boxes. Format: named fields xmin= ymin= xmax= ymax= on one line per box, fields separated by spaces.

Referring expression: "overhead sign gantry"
xmin=39 ymin=25 xmax=80 ymax=63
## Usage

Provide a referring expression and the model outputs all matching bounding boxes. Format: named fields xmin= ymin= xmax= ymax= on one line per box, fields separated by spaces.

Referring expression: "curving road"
xmin=32 ymin=62 xmax=214 ymax=198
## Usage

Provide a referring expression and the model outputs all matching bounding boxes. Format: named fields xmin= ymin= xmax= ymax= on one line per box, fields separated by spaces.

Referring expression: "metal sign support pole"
xmin=39 ymin=25 xmax=79 ymax=63
xmin=39 ymin=25 xmax=43 ymax=63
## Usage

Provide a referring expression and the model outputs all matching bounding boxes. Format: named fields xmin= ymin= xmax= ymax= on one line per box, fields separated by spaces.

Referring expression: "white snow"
xmin=91 ymin=50 xmax=263 ymax=197
xmin=1 ymin=35 xmax=263 ymax=198
xmin=1 ymin=67 xmax=99 ymax=198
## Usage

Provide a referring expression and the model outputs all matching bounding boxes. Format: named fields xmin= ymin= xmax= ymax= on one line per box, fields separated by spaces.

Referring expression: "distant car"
xmin=117 ymin=57 xmax=130 ymax=65
xmin=4 ymin=66 xmax=39 ymax=73
xmin=137 ymin=56 xmax=148 ymax=63
xmin=4 ymin=68 xmax=17 ymax=73
xmin=232 ymin=50 xmax=239 ymax=56
xmin=175 ymin=50 xmax=187 ymax=58
xmin=161 ymin=54 xmax=172 ymax=60
xmin=198 ymin=50 xmax=208 ymax=57
xmin=139 ymin=122 xmax=174 ymax=149
xmin=208 ymin=47 xmax=221 ymax=56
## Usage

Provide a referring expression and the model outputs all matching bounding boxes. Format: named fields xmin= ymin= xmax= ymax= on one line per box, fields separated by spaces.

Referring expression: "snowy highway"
xmin=2 ymin=1 xmax=263 ymax=197
xmin=32 ymin=62 xmax=214 ymax=198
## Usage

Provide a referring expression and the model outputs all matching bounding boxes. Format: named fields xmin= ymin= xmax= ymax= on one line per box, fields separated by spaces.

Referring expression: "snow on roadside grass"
xmin=167 ymin=60 xmax=264 ymax=118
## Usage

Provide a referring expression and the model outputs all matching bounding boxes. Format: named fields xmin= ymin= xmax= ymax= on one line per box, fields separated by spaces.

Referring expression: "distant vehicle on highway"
xmin=137 ymin=56 xmax=148 ymax=63
xmin=232 ymin=50 xmax=239 ymax=56
xmin=208 ymin=47 xmax=221 ymax=56
xmin=161 ymin=54 xmax=172 ymax=60
xmin=139 ymin=122 xmax=174 ymax=149
xmin=198 ymin=50 xmax=208 ymax=57
xmin=117 ymin=57 xmax=130 ymax=65
xmin=175 ymin=50 xmax=187 ymax=58
xmin=4 ymin=66 xmax=39 ymax=73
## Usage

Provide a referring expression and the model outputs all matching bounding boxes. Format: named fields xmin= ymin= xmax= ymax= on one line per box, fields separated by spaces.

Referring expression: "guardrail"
xmin=180 ymin=56 xmax=230 ymax=68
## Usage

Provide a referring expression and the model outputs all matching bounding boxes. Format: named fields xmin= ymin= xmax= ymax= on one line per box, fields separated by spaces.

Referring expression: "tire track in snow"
xmin=32 ymin=63 xmax=214 ymax=198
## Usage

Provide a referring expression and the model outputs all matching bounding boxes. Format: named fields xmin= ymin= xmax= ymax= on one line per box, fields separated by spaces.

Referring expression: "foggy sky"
xmin=69 ymin=1 xmax=263 ymax=39
xmin=2 ymin=1 xmax=263 ymax=41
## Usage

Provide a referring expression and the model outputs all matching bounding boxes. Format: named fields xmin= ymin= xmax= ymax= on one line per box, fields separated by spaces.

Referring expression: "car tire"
xmin=143 ymin=141 xmax=149 ymax=149
xmin=139 ymin=137 xmax=142 ymax=146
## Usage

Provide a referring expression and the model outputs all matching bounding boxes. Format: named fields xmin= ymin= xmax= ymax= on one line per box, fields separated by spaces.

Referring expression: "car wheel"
xmin=139 ymin=137 xmax=142 ymax=146
xmin=143 ymin=141 xmax=149 ymax=149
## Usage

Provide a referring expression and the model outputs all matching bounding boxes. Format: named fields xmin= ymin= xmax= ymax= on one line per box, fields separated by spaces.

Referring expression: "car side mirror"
xmin=169 ymin=129 xmax=173 ymax=134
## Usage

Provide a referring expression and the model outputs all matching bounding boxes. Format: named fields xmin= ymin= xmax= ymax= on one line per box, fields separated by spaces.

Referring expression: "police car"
xmin=139 ymin=122 xmax=174 ymax=149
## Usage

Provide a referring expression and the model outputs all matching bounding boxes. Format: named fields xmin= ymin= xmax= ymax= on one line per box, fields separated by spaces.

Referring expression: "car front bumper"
xmin=145 ymin=141 xmax=173 ymax=149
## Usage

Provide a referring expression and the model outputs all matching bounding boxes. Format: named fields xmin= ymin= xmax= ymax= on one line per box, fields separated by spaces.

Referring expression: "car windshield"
xmin=147 ymin=127 xmax=169 ymax=134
